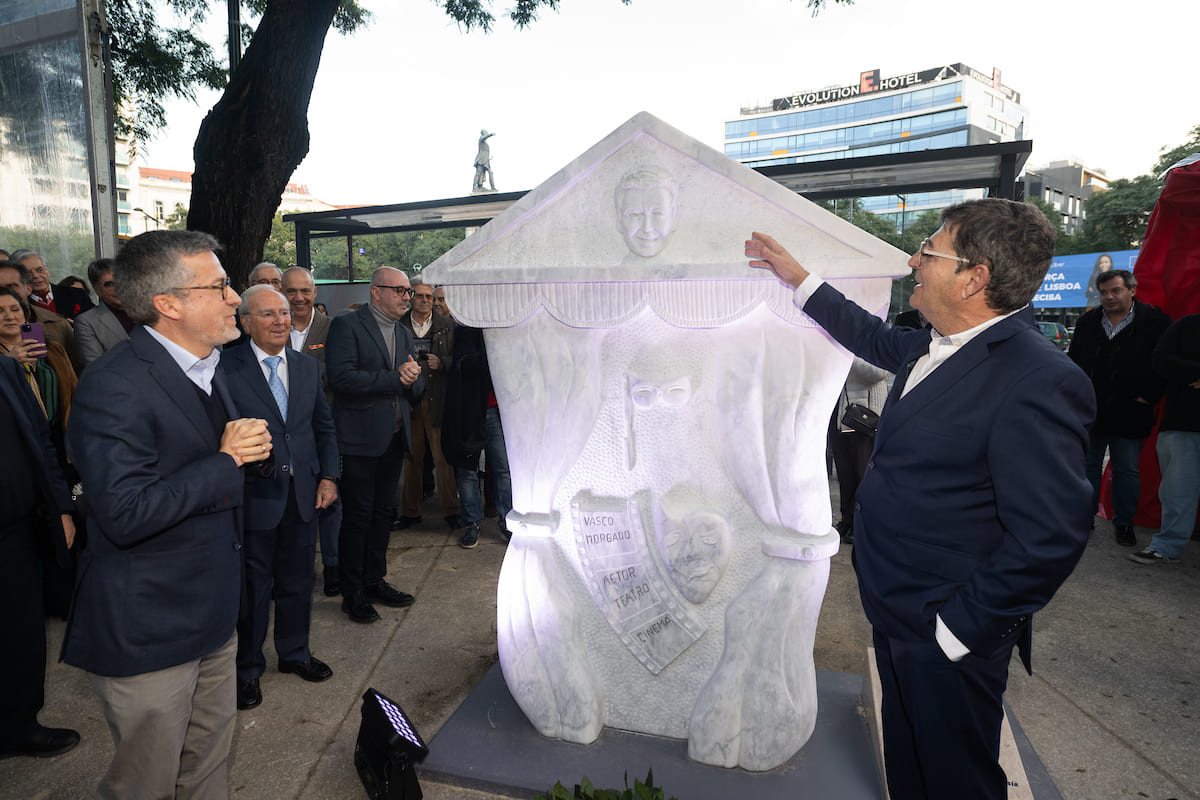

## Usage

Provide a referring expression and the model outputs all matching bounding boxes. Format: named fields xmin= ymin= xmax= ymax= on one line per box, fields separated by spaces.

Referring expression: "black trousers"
xmin=0 ymin=516 xmax=46 ymax=745
xmin=339 ymin=432 xmax=407 ymax=599
xmin=872 ymin=628 xmax=1011 ymax=800
xmin=828 ymin=417 xmax=875 ymax=526
xmin=237 ymin=482 xmax=318 ymax=680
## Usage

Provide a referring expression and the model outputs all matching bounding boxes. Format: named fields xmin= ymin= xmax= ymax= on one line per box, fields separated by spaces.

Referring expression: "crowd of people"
xmin=2 ymin=202 xmax=1196 ymax=800
xmin=0 ymin=236 xmax=512 ymax=797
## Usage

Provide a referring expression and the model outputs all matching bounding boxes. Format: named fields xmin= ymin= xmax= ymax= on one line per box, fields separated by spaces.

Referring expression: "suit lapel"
xmin=132 ymin=329 xmax=218 ymax=448
xmin=99 ymin=304 xmax=126 ymax=344
xmin=875 ymin=312 xmax=1031 ymax=447
xmin=231 ymin=345 xmax=285 ymax=426
xmin=357 ymin=305 xmax=394 ymax=368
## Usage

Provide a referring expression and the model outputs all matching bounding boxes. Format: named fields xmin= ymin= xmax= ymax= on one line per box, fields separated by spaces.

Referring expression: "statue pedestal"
xmin=422 ymin=664 xmax=1060 ymax=799
xmin=420 ymin=664 xmax=885 ymax=799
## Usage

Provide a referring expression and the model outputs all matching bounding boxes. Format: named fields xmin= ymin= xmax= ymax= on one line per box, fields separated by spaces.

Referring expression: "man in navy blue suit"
xmin=326 ymin=266 xmax=424 ymax=623
xmin=221 ymin=285 xmax=341 ymax=711
xmin=747 ymin=199 xmax=1095 ymax=800
xmin=65 ymin=231 xmax=272 ymax=798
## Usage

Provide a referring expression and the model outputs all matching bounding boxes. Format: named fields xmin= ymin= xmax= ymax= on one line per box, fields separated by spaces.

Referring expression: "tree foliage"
xmin=258 ymin=213 xmax=466 ymax=283
xmin=102 ymin=0 xmax=843 ymax=286
xmin=1152 ymin=123 xmax=1200 ymax=177
xmin=1069 ymin=174 xmax=1164 ymax=253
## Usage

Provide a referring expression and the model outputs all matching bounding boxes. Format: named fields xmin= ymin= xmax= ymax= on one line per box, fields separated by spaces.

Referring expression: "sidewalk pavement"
xmin=7 ymin=494 xmax=1199 ymax=799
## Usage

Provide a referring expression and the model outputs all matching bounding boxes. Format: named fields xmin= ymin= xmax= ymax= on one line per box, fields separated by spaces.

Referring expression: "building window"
xmin=154 ymin=200 xmax=164 ymax=220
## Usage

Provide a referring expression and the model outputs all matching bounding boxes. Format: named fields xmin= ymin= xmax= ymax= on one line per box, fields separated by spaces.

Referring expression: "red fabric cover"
xmin=1099 ymin=161 xmax=1200 ymax=528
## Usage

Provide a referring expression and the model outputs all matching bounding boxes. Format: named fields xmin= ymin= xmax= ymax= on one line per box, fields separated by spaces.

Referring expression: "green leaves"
xmin=535 ymin=769 xmax=675 ymax=800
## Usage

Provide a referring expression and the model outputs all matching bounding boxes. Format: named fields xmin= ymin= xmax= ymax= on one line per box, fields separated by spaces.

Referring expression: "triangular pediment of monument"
xmin=424 ymin=111 xmax=910 ymax=328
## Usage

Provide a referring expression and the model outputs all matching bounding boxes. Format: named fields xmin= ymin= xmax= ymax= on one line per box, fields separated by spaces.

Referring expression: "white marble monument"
xmin=423 ymin=112 xmax=908 ymax=771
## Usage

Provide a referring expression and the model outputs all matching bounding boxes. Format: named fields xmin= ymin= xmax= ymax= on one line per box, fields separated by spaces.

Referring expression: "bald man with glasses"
xmin=325 ymin=267 xmax=424 ymax=624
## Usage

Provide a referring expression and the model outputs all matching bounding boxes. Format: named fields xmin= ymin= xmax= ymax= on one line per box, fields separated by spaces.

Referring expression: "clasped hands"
xmin=220 ymin=418 xmax=272 ymax=468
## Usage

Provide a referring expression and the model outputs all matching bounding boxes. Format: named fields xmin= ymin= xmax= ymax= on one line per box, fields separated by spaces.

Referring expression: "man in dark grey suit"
xmin=65 ymin=230 xmax=272 ymax=798
xmin=283 ymin=266 xmax=341 ymax=595
xmin=73 ymin=258 xmax=133 ymax=368
xmin=326 ymin=266 xmax=424 ymax=623
xmin=221 ymin=286 xmax=340 ymax=711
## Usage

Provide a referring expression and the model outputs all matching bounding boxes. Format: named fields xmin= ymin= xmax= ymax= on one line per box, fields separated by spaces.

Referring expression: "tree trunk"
xmin=187 ymin=0 xmax=341 ymax=288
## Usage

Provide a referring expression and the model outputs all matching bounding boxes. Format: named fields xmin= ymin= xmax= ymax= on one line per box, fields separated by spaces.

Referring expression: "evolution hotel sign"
xmin=771 ymin=63 xmax=1020 ymax=112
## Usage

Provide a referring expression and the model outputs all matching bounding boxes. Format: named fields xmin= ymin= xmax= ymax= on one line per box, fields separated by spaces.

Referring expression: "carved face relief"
xmin=614 ymin=168 xmax=679 ymax=258
xmin=657 ymin=509 xmax=731 ymax=605
xmin=629 ymin=375 xmax=692 ymax=409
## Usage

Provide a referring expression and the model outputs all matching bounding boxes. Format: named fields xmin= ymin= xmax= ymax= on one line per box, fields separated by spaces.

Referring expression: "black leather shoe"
xmin=393 ymin=516 xmax=422 ymax=530
xmin=237 ymin=679 xmax=262 ymax=710
xmin=1115 ymin=524 xmax=1137 ymax=547
xmin=279 ymin=656 xmax=333 ymax=682
xmin=323 ymin=566 xmax=341 ymax=597
xmin=364 ymin=581 xmax=415 ymax=608
xmin=0 ymin=725 xmax=80 ymax=759
xmin=342 ymin=594 xmax=381 ymax=623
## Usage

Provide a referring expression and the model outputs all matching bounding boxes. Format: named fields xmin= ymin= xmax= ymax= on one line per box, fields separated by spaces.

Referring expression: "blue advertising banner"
xmin=1033 ymin=249 xmax=1139 ymax=309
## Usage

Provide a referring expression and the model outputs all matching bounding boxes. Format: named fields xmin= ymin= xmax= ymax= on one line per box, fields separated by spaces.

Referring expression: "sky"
xmin=146 ymin=0 xmax=1197 ymax=208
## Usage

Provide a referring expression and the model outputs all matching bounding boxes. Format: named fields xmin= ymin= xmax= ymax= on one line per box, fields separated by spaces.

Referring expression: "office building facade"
xmin=1021 ymin=160 xmax=1109 ymax=235
xmin=725 ymin=63 xmax=1029 ymax=226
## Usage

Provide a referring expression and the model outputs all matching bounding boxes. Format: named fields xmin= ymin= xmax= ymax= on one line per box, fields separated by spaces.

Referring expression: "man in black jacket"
xmin=1069 ymin=269 xmax=1172 ymax=546
xmin=1130 ymin=313 xmax=1200 ymax=564
xmin=440 ymin=325 xmax=511 ymax=549
xmin=0 ymin=357 xmax=79 ymax=760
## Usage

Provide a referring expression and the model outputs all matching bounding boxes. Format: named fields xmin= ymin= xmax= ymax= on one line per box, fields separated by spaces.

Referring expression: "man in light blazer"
xmin=64 ymin=230 xmax=271 ymax=798
xmin=325 ymin=266 xmax=424 ymax=624
xmin=747 ymin=199 xmax=1095 ymax=800
xmin=283 ymin=266 xmax=341 ymax=596
xmin=220 ymin=285 xmax=340 ymax=711
xmin=73 ymin=258 xmax=132 ymax=368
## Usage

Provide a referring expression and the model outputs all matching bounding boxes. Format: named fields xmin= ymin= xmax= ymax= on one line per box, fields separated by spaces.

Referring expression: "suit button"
xmin=867 ymin=460 xmax=875 ymax=469
xmin=854 ymin=502 xmax=861 ymax=512
xmin=285 ymin=434 xmax=292 ymax=440
xmin=233 ymin=542 xmax=242 ymax=551
xmin=282 ymin=465 xmax=290 ymax=472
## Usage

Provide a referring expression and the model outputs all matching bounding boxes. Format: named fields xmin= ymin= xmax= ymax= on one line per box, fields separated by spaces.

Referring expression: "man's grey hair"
xmin=249 ymin=262 xmax=281 ymax=281
xmin=939 ymin=199 xmax=1057 ymax=314
xmin=114 ymin=230 xmax=221 ymax=325
xmin=410 ymin=277 xmax=428 ymax=290
xmin=238 ymin=284 xmax=287 ymax=318
xmin=8 ymin=248 xmax=40 ymax=265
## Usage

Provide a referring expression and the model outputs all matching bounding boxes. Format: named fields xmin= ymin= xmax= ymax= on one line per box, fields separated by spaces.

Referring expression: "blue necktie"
xmin=265 ymin=355 xmax=288 ymax=420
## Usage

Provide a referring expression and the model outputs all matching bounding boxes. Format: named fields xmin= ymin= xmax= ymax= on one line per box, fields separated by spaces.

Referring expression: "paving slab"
xmin=5 ymin=496 xmax=1198 ymax=800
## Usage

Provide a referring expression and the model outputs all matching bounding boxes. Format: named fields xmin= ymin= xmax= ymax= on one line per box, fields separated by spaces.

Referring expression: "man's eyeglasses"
xmin=375 ymin=285 xmax=414 ymax=298
xmin=173 ymin=277 xmax=232 ymax=299
xmin=915 ymin=239 xmax=972 ymax=267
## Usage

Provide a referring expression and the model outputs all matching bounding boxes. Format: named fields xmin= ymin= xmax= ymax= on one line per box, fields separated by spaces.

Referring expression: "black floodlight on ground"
xmin=354 ymin=688 xmax=430 ymax=800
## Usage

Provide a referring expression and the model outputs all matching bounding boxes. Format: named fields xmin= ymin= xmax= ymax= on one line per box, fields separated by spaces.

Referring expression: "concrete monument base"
xmin=421 ymin=664 xmax=1062 ymax=800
